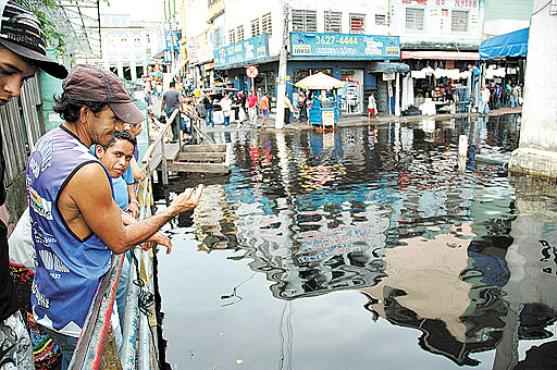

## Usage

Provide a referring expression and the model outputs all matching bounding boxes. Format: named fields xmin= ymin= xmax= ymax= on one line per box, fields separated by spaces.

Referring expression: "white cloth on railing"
xmin=8 ymin=208 xmax=35 ymax=270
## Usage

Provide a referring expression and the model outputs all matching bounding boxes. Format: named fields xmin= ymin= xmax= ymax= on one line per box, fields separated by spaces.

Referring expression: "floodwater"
xmin=158 ymin=115 xmax=557 ymax=370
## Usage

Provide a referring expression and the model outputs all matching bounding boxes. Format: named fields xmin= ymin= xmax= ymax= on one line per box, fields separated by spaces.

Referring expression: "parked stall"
xmin=295 ymin=72 xmax=345 ymax=128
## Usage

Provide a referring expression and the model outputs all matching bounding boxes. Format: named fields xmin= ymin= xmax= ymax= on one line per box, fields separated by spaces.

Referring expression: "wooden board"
xmin=181 ymin=144 xmax=227 ymax=153
xmin=169 ymin=161 xmax=230 ymax=174
xmin=177 ymin=152 xmax=226 ymax=162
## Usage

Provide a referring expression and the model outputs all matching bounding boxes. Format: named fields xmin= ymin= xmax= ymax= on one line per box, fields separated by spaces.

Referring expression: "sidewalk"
xmin=202 ymin=106 xmax=522 ymax=134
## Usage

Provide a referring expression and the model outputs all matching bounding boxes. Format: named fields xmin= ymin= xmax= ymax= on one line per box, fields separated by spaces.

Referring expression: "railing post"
xmin=160 ymin=132 xmax=169 ymax=186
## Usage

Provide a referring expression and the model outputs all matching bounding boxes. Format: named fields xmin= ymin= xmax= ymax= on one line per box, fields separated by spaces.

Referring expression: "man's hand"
xmin=141 ymin=232 xmax=173 ymax=254
xmin=168 ymin=185 xmax=204 ymax=216
xmin=127 ymin=200 xmax=140 ymax=219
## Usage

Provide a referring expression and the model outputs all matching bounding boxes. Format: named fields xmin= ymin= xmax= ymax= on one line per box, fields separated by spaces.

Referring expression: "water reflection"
xmin=166 ymin=115 xmax=557 ymax=369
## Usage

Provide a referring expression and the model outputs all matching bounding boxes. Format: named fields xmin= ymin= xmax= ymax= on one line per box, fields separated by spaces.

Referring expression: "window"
xmin=405 ymin=8 xmax=424 ymax=31
xmin=261 ymin=12 xmax=272 ymax=35
xmin=451 ymin=10 xmax=468 ymax=32
xmin=228 ymin=29 xmax=236 ymax=44
xmin=324 ymin=10 xmax=342 ymax=33
xmin=237 ymin=25 xmax=244 ymax=41
xmin=291 ymin=9 xmax=317 ymax=32
xmin=251 ymin=18 xmax=260 ymax=37
xmin=375 ymin=14 xmax=386 ymax=25
xmin=349 ymin=13 xmax=366 ymax=33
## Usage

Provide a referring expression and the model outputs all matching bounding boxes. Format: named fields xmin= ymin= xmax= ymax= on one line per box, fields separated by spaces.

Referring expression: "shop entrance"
xmin=339 ymin=69 xmax=364 ymax=115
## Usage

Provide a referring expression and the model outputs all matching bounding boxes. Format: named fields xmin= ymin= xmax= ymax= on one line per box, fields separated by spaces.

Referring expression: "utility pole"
xmin=275 ymin=0 xmax=289 ymax=129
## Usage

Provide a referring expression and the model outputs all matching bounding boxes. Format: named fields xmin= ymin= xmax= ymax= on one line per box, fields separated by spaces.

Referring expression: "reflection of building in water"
xmin=194 ymin=184 xmax=239 ymax=252
xmin=361 ymin=229 xmax=509 ymax=367
xmin=490 ymin=177 xmax=557 ymax=370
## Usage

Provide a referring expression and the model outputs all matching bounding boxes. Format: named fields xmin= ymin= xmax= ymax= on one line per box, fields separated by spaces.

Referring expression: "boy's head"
xmin=95 ymin=130 xmax=137 ymax=178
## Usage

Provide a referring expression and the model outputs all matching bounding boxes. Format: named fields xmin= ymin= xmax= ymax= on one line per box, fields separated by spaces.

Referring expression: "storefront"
xmin=213 ymin=33 xmax=272 ymax=91
xmin=479 ymin=28 xmax=528 ymax=108
xmin=401 ymin=50 xmax=479 ymax=112
xmin=213 ymin=32 xmax=401 ymax=115
xmin=289 ymin=32 xmax=401 ymax=115
xmin=287 ymin=62 xmax=371 ymax=115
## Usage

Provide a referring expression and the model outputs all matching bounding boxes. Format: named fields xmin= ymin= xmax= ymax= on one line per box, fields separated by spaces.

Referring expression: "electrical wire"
xmin=532 ymin=0 xmax=552 ymax=16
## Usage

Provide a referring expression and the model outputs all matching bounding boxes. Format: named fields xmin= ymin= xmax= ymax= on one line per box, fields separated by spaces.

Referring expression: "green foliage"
xmin=14 ymin=0 xmax=65 ymax=54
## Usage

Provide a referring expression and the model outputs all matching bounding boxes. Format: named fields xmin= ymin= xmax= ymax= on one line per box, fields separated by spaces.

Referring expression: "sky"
xmin=100 ymin=0 xmax=164 ymax=22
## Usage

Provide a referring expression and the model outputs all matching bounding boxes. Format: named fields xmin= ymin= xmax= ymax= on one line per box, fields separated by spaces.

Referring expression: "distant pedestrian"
xmin=220 ymin=94 xmax=233 ymax=126
xmin=247 ymin=91 xmax=258 ymax=126
xmin=202 ymin=94 xmax=213 ymax=127
xmin=511 ymin=84 xmax=522 ymax=108
xmin=162 ymin=81 xmax=182 ymax=142
xmin=368 ymin=93 xmax=377 ymax=120
xmin=298 ymin=92 xmax=308 ymax=123
xmin=283 ymin=94 xmax=296 ymax=125
xmin=480 ymin=86 xmax=491 ymax=114
xmin=259 ymin=94 xmax=270 ymax=120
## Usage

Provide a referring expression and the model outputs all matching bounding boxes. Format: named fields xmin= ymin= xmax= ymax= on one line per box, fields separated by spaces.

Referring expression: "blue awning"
xmin=480 ymin=28 xmax=529 ymax=61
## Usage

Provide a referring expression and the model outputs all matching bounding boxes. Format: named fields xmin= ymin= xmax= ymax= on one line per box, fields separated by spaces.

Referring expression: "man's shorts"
xmin=0 ymin=311 xmax=34 ymax=370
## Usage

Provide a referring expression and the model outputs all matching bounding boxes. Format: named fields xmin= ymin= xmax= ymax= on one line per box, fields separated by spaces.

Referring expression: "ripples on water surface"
xmin=159 ymin=115 xmax=557 ymax=370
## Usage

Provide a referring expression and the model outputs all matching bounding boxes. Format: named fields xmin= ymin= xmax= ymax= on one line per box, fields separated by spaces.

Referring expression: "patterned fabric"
xmin=10 ymin=264 xmax=61 ymax=370
xmin=0 ymin=311 xmax=33 ymax=370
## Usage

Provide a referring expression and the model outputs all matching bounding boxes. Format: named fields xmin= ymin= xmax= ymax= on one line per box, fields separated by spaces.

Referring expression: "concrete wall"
xmin=509 ymin=0 xmax=557 ymax=178
xmin=483 ymin=0 xmax=533 ymax=37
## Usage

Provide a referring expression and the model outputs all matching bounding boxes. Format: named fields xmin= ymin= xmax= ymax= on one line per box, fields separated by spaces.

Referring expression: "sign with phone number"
xmin=290 ymin=32 xmax=400 ymax=60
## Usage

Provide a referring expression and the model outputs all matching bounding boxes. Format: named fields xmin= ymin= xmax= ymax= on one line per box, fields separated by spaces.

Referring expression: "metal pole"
xmin=275 ymin=0 xmax=289 ymax=129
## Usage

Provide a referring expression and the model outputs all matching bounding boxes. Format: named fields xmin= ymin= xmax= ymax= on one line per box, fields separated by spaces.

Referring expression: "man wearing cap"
xmin=26 ymin=64 xmax=203 ymax=369
xmin=0 ymin=0 xmax=68 ymax=368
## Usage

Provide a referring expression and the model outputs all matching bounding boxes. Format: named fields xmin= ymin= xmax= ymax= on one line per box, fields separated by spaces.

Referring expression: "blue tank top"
xmin=27 ymin=127 xmax=113 ymax=337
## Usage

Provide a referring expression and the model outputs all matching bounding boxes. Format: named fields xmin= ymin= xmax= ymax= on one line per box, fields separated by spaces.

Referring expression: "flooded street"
xmin=158 ymin=115 xmax=557 ymax=370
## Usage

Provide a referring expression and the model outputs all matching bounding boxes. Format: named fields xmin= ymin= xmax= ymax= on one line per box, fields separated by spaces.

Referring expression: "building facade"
xmin=212 ymin=0 xmax=403 ymax=115
xmin=81 ymin=14 xmax=166 ymax=82
xmin=180 ymin=0 xmax=534 ymax=115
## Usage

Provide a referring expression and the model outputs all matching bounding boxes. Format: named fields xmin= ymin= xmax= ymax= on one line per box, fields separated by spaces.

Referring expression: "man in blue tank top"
xmin=26 ymin=65 xmax=203 ymax=369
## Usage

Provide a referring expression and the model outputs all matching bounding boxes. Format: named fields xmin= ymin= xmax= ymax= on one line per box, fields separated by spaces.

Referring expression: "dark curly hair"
xmin=107 ymin=130 xmax=137 ymax=149
xmin=53 ymin=94 xmax=108 ymax=123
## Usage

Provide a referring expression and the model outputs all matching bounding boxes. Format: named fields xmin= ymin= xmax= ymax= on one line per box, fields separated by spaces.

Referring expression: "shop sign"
xmin=322 ymin=110 xmax=335 ymax=127
xmin=383 ymin=72 xmax=396 ymax=81
xmin=214 ymin=34 xmax=269 ymax=68
xmin=290 ymin=32 xmax=400 ymax=60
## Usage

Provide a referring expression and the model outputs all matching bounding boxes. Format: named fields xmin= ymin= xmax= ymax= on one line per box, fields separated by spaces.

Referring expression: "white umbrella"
xmin=295 ymin=72 xmax=346 ymax=90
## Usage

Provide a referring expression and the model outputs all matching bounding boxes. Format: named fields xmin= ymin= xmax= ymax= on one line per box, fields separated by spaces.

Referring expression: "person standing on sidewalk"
xmin=283 ymin=94 xmax=296 ymax=125
xmin=161 ymin=81 xmax=182 ymax=142
xmin=368 ymin=93 xmax=377 ymax=121
xmin=0 ymin=1 xmax=68 ymax=368
xmin=220 ymin=94 xmax=233 ymax=127
xmin=259 ymin=94 xmax=270 ymax=121
xmin=247 ymin=91 xmax=258 ymax=127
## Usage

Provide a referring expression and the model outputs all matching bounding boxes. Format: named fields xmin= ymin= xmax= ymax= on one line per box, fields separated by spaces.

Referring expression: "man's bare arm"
xmin=66 ymin=163 xmax=202 ymax=254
